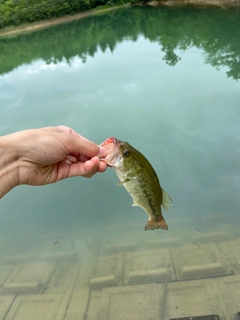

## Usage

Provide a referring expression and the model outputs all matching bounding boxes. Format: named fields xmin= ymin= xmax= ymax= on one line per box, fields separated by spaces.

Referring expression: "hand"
xmin=0 ymin=126 xmax=107 ymax=197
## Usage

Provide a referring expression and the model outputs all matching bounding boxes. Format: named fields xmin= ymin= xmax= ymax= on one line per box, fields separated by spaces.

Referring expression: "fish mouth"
xmin=100 ymin=137 xmax=121 ymax=167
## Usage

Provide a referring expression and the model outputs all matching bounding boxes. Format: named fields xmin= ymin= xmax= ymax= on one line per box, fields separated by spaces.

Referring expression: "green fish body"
xmin=101 ymin=137 xmax=173 ymax=231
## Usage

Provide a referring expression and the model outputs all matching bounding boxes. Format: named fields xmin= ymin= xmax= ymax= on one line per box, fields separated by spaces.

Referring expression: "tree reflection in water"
xmin=0 ymin=6 xmax=240 ymax=80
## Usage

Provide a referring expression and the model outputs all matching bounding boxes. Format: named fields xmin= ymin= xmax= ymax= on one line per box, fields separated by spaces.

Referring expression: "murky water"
xmin=0 ymin=6 xmax=240 ymax=319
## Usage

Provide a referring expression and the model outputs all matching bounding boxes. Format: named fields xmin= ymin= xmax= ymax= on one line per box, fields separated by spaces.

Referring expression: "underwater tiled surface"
xmin=1 ymin=224 xmax=240 ymax=320
xmin=124 ymin=249 xmax=175 ymax=284
xmin=84 ymin=277 xmax=240 ymax=320
xmin=171 ymin=243 xmax=231 ymax=280
xmin=45 ymin=263 xmax=80 ymax=293
xmin=0 ymin=296 xmax=14 ymax=320
xmin=191 ymin=232 xmax=230 ymax=244
xmin=2 ymin=255 xmax=36 ymax=265
xmin=0 ymin=267 xmax=15 ymax=287
xmin=64 ymin=288 xmax=90 ymax=320
xmin=5 ymin=292 xmax=71 ymax=320
xmin=90 ymin=253 xmax=124 ymax=289
xmin=1 ymin=236 xmax=78 ymax=265
xmin=162 ymin=279 xmax=226 ymax=320
xmin=75 ymin=255 xmax=97 ymax=288
xmin=145 ymin=237 xmax=183 ymax=249
xmin=214 ymin=275 xmax=240 ymax=316
xmin=99 ymin=284 xmax=160 ymax=320
xmin=101 ymin=242 xmax=137 ymax=255
xmin=85 ymin=290 xmax=102 ymax=320
xmin=218 ymin=239 xmax=240 ymax=274
xmin=2 ymin=263 xmax=55 ymax=295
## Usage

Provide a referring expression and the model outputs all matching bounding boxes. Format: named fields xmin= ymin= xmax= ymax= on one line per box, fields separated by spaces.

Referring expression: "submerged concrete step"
xmin=90 ymin=253 xmax=124 ymax=289
xmin=124 ymin=249 xmax=175 ymax=284
xmin=3 ymin=263 xmax=55 ymax=295
xmin=170 ymin=243 xmax=231 ymax=280
xmin=85 ymin=275 xmax=240 ymax=320
xmin=5 ymin=292 xmax=71 ymax=320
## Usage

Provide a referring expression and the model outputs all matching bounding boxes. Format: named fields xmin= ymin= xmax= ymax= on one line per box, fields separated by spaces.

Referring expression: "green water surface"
xmin=0 ymin=7 xmax=240 ymax=307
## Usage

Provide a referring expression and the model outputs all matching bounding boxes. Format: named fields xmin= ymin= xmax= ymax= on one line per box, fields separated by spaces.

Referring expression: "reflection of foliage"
xmin=205 ymin=42 xmax=240 ymax=80
xmin=162 ymin=48 xmax=181 ymax=66
xmin=0 ymin=6 xmax=240 ymax=79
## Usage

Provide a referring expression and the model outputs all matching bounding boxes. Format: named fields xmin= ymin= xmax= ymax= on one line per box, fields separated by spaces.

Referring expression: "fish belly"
xmin=115 ymin=171 xmax=168 ymax=231
xmin=121 ymin=177 xmax=162 ymax=219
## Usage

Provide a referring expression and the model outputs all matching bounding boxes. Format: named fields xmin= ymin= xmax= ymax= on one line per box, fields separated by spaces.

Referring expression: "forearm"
xmin=0 ymin=134 xmax=20 ymax=199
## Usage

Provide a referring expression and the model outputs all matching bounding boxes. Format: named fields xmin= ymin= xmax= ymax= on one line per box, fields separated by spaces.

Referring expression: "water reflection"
xmin=0 ymin=6 xmax=240 ymax=79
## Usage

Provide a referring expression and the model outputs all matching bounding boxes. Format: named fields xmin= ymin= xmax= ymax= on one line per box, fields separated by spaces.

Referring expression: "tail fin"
xmin=145 ymin=217 xmax=168 ymax=231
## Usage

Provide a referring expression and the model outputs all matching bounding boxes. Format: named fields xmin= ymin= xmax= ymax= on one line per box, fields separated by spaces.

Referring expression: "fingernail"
xmin=99 ymin=146 xmax=107 ymax=157
xmin=66 ymin=160 xmax=72 ymax=166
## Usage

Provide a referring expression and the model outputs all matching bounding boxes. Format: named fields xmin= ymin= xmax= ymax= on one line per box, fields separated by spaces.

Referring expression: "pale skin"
xmin=0 ymin=126 xmax=108 ymax=199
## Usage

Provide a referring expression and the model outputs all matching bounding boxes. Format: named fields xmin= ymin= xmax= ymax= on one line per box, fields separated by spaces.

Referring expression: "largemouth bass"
xmin=100 ymin=137 xmax=173 ymax=231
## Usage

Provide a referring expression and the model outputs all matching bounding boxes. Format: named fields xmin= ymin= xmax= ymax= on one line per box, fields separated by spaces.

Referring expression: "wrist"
xmin=0 ymin=133 xmax=20 ymax=199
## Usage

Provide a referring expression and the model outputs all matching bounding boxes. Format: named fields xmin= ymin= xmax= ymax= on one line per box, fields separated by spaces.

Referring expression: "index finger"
xmin=60 ymin=130 xmax=107 ymax=158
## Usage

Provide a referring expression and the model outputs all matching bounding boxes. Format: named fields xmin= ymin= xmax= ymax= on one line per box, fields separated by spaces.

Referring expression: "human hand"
xmin=1 ymin=126 xmax=107 ymax=190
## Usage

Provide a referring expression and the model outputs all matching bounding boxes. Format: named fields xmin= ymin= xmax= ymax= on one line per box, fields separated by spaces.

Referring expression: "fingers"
xmin=99 ymin=160 xmax=107 ymax=173
xmin=36 ymin=126 xmax=109 ymax=180
xmin=65 ymin=155 xmax=78 ymax=166
xmin=66 ymin=154 xmax=107 ymax=172
xmin=67 ymin=157 xmax=107 ymax=178
xmin=40 ymin=125 xmax=108 ymax=159
xmin=82 ymin=157 xmax=107 ymax=177
xmin=55 ymin=126 xmax=107 ymax=159
xmin=83 ymin=157 xmax=99 ymax=178
xmin=70 ymin=138 xmax=107 ymax=159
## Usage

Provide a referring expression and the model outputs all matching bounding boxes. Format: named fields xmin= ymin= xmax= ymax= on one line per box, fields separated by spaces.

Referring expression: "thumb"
xmin=60 ymin=132 xmax=107 ymax=158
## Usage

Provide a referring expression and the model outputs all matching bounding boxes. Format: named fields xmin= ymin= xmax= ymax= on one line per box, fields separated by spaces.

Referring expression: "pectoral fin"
xmin=116 ymin=176 xmax=137 ymax=186
xmin=116 ymin=179 xmax=130 ymax=186
xmin=162 ymin=189 xmax=173 ymax=210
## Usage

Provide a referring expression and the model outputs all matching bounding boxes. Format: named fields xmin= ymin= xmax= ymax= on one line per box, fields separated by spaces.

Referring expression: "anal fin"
xmin=162 ymin=189 xmax=173 ymax=210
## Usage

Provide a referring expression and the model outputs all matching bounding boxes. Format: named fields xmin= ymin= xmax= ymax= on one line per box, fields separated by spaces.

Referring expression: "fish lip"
xmin=100 ymin=137 xmax=120 ymax=167
xmin=108 ymin=137 xmax=120 ymax=166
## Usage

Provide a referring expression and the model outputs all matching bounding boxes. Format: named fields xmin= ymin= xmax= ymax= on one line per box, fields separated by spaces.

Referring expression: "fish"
xmin=100 ymin=137 xmax=173 ymax=231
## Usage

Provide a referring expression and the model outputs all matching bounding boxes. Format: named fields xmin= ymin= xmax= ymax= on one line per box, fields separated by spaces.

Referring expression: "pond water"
xmin=0 ymin=6 xmax=240 ymax=319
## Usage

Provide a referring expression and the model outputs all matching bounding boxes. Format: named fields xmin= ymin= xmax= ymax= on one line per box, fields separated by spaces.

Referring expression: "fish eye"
xmin=123 ymin=150 xmax=130 ymax=157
